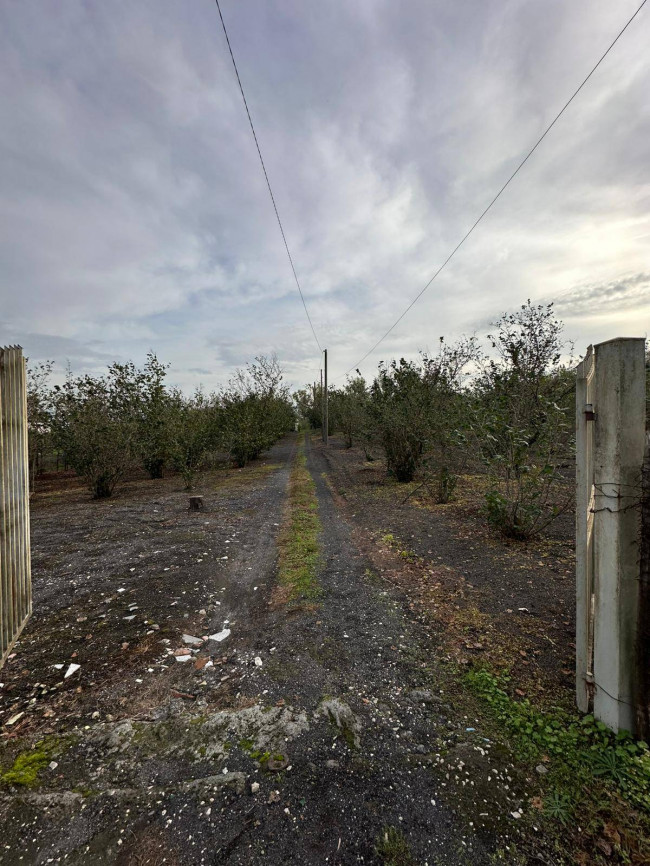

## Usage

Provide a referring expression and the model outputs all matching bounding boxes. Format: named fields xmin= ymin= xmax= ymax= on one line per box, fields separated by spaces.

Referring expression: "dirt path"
xmin=1 ymin=434 xmax=532 ymax=865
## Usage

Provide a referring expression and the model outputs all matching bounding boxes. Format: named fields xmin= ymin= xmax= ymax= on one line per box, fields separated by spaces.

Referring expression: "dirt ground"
xmin=1 ymin=433 xmax=579 ymax=864
xmin=318 ymin=438 xmax=577 ymax=706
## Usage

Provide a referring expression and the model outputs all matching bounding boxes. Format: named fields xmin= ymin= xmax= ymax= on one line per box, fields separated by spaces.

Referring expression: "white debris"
xmin=53 ymin=664 xmax=64 ymax=670
xmin=209 ymin=628 xmax=231 ymax=643
xmin=254 ymin=656 xmax=263 ymax=667
xmin=123 ymin=615 xmax=136 ymax=621
xmin=64 ymin=663 xmax=81 ymax=679
xmin=117 ymin=588 xmax=126 ymax=593
xmin=182 ymin=634 xmax=203 ymax=646
xmin=6 ymin=712 xmax=24 ymax=726
xmin=251 ymin=782 xmax=260 ymax=794
xmin=49 ymin=761 xmax=58 ymax=770
xmin=175 ymin=655 xmax=192 ymax=663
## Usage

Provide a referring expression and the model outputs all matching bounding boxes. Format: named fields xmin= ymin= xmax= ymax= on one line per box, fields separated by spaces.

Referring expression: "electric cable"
xmin=214 ymin=0 xmax=323 ymax=353
xmin=336 ymin=0 xmax=648 ymax=379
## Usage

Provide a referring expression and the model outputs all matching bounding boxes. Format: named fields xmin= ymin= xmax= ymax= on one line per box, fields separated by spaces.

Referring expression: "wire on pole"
xmin=336 ymin=0 xmax=648 ymax=379
xmin=214 ymin=0 xmax=323 ymax=353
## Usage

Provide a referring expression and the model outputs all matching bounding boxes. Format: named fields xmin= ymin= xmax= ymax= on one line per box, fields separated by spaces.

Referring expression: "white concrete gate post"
xmin=591 ymin=337 xmax=646 ymax=732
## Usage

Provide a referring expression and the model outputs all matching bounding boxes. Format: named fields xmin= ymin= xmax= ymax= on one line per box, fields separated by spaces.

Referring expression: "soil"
xmin=319 ymin=438 xmax=576 ymax=704
xmin=0 ymin=433 xmax=574 ymax=865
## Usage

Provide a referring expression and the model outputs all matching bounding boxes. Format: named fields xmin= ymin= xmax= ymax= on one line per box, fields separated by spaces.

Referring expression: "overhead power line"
xmin=338 ymin=0 xmax=648 ymax=379
xmin=214 ymin=0 xmax=323 ymax=353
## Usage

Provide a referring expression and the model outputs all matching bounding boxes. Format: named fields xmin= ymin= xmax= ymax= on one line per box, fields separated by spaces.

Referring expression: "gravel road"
xmin=0 ymin=433 xmax=528 ymax=865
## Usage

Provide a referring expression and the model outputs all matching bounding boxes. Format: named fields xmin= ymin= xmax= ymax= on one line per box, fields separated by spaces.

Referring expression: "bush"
xmin=471 ymin=301 xmax=573 ymax=538
xmin=220 ymin=356 xmax=294 ymax=467
xmin=168 ymin=389 xmax=218 ymax=489
xmin=367 ymin=359 xmax=430 ymax=482
xmin=26 ymin=360 xmax=54 ymax=486
xmin=329 ymin=376 xmax=371 ymax=449
xmin=41 ymin=353 xmax=293 ymax=498
xmin=52 ymin=364 xmax=143 ymax=498
xmin=135 ymin=353 xmax=173 ymax=479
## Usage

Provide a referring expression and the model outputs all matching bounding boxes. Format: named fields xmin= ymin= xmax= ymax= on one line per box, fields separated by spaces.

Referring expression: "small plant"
xmin=374 ymin=826 xmax=415 ymax=866
xmin=591 ymin=748 xmax=628 ymax=785
xmin=543 ymin=790 xmax=573 ymax=825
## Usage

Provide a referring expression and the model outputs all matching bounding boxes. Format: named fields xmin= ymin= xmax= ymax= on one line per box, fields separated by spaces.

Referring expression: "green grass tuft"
xmin=277 ymin=441 xmax=321 ymax=600
xmin=374 ymin=826 xmax=416 ymax=865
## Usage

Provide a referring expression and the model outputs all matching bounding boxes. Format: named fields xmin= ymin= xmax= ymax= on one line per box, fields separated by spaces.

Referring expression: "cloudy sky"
xmin=1 ymin=0 xmax=648 ymax=390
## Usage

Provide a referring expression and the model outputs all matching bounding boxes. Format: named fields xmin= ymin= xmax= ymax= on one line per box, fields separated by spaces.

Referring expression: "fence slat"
xmin=0 ymin=345 xmax=32 ymax=669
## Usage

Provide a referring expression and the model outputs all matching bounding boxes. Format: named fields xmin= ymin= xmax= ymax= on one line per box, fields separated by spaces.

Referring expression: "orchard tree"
xmin=168 ymin=388 xmax=219 ymax=489
xmin=51 ymin=363 xmax=143 ymax=498
xmin=419 ymin=336 xmax=479 ymax=502
xmin=26 ymin=360 xmax=54 ymax=486
xmin=329 ymin=375 xmax=370 ymax=449
xmin=471 ymin=301 xmax=574 ymax=538
xmin=220 ymin=355 xmax=294 ymax=467
xmin=135 ymin=353 xmax=172 ymax=479
xmin=367 ymin=359 xmax=432 ymax=482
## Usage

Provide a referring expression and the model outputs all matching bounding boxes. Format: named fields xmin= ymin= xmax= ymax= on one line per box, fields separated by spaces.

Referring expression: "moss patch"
xmin=1 ymin=736 xmax=70 ymax=788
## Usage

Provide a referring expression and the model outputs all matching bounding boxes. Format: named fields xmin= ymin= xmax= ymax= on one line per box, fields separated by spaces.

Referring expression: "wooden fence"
xmin=0 ymin=346 xmax=31 ymax=668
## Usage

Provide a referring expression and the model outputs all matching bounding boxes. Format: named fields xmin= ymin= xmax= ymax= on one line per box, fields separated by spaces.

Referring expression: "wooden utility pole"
xmin=323 ymin=349 xmax=328 ymax=445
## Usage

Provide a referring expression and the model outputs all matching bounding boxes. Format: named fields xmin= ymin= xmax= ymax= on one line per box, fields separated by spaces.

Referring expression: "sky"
xmin=1 ymin=0 xmax=648 ymax=391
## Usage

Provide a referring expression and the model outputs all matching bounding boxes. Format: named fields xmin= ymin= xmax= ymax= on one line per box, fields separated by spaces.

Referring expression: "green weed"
xmin=374 ymin=826 xmax=416 ymax=866
xmin=465 ymin=668 xmax=650 ymax=812
xmin=277 ymin=442 xmax=321 ymax=600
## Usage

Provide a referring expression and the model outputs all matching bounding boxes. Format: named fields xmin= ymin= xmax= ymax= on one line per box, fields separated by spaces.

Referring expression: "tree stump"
xmin=188 ymin=496 xmax=204 ymax=512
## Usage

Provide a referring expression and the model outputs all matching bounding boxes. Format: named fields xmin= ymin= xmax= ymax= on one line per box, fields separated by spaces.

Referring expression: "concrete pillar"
xmin=592 ymin=337 xmax=646 ymax=733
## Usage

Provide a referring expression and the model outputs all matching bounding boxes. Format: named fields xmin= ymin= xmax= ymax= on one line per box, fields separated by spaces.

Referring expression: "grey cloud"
xmin=555 ymin=273 xmax=650 ymax=318
xmin=0 ymin=328 xmax=115 ymax=371
xmin=0 ymin=1 xmax=649 ymax=389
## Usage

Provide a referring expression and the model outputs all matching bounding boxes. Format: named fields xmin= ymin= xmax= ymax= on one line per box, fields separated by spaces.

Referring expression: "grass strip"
xmin=277 ymin=440 xmax=321 ymax=601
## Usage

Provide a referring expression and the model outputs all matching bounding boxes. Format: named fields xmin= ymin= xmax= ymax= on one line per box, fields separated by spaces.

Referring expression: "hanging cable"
xmin=214 ymin=0 xmax=323 ymax=352
xmin=337 ymin=0 xmax=648 ymax=379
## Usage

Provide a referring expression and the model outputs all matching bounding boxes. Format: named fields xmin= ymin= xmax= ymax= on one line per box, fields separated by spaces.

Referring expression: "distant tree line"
xmin=27 ymin=354 xmax=294 ymax=499
xmin=296 ymin=301 xmax=576 ymax=540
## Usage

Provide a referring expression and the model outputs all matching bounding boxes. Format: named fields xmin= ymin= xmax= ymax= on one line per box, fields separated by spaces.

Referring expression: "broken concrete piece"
xmin=6 ymin=712 xmax=24 ymax=726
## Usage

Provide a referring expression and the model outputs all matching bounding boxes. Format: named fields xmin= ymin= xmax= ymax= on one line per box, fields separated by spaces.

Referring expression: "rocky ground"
xmin=0 ymin=433 xmax=584 ymax=864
